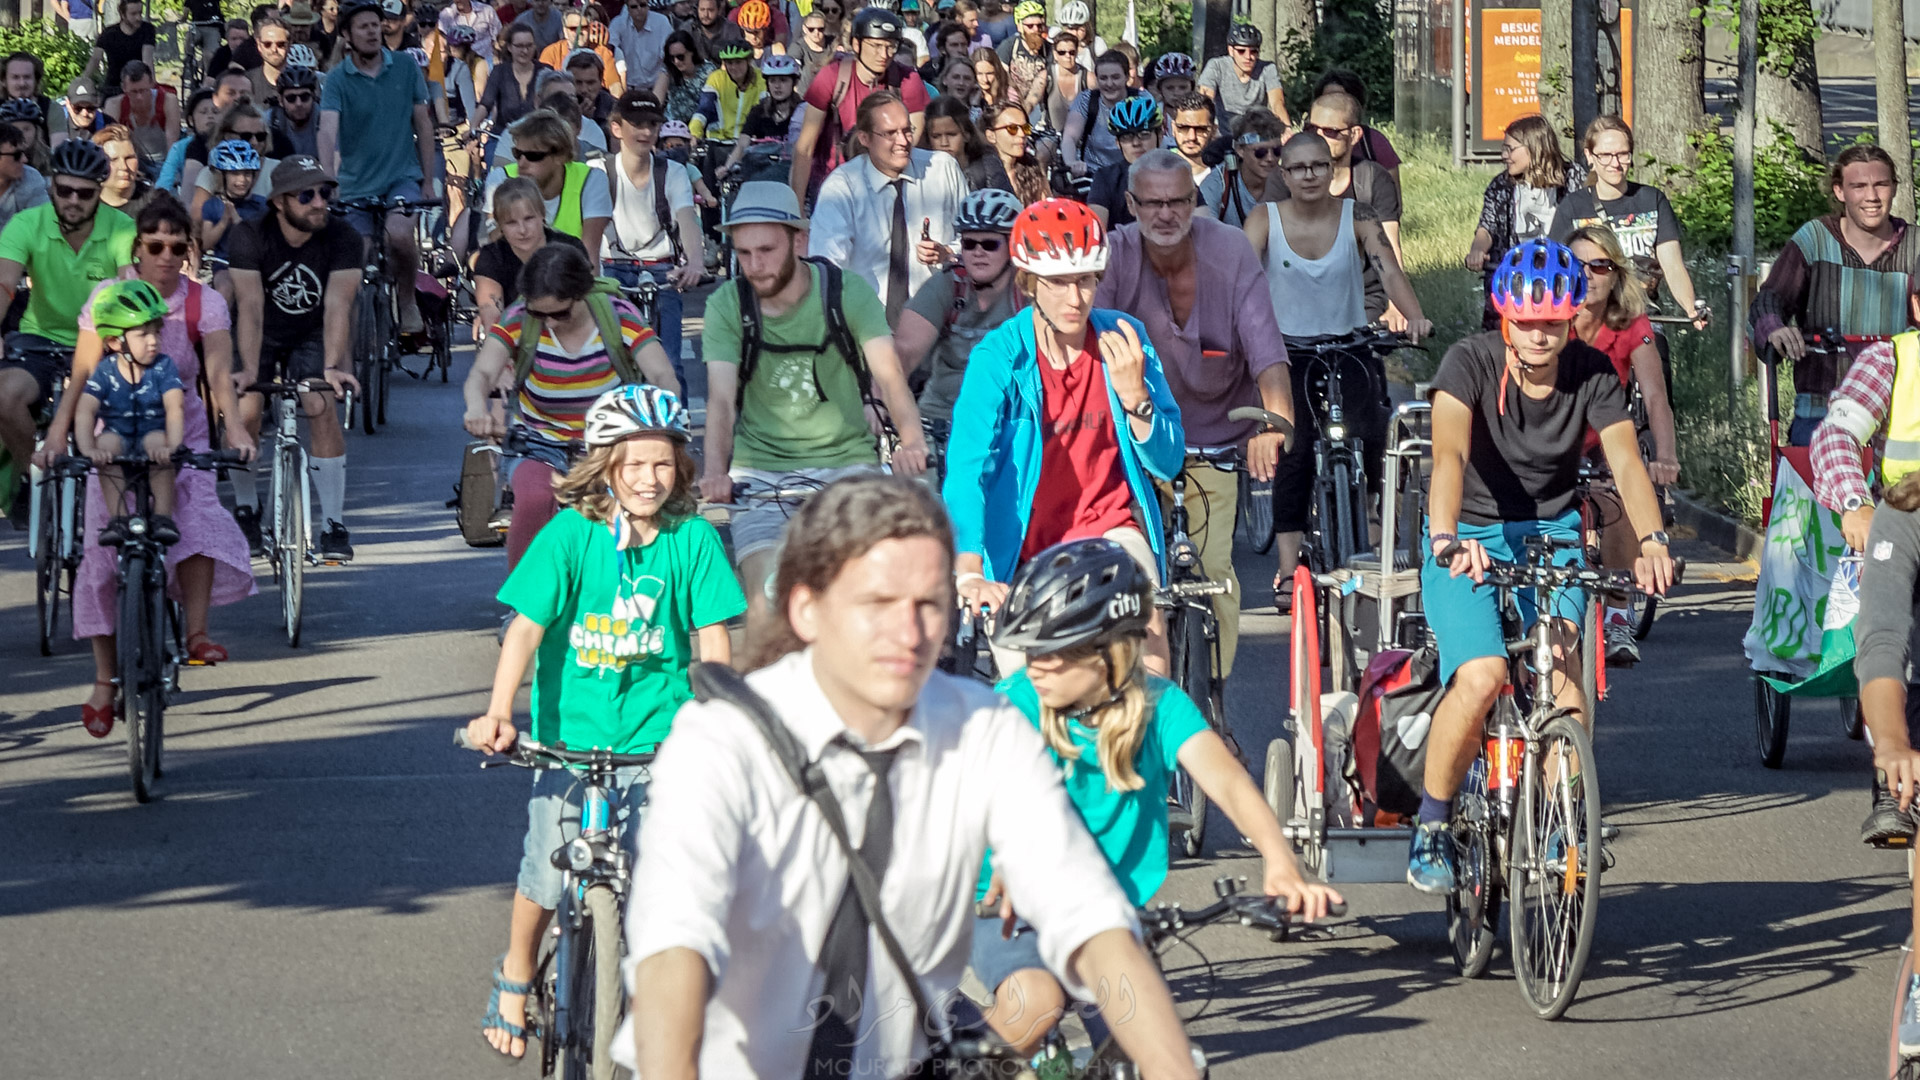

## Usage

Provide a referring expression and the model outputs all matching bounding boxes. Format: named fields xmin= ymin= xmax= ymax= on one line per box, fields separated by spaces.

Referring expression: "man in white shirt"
xmin=604 ymin=92 xmax=703 ymax=384
xmin=619 ymin=474 xmax=1202 ymax=1080
xmin=608 ymin=0 xmax=673 ymax=96
xmin=810 ymin=89 xmax=965 ymax=326
xmin=439 ymin=0 xmax=504 ymax=61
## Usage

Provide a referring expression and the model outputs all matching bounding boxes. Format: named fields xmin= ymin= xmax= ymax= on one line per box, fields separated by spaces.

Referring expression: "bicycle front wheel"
xmin=35 ymin=487 xmax=59 ymax=656
xmin=1173 ymin=608 xmax=1215 ymax=859
xmin=119 ymin=554 xmax=161 ymax=803
xmin=352 ymin=285 xmax=381 ymax=434
xmin=1509 ymin=712 xmax=1602 ymax=1019
xmin=558 ymin=886 xmax=628 ymax=1080
xmin=278 ymin=446 xmax=307 ymax=646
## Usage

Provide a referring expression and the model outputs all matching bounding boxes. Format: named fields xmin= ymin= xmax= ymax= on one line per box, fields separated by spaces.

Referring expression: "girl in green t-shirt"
xmin=462 ymin=385 xmax=747 ymax=1061
xmin=972 ymin=538 xmax=1342 ymax=1058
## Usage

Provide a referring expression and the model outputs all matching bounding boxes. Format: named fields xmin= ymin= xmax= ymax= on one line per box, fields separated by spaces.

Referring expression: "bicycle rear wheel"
xmin=120 ymin=554 xmax=162 ymax=803
xmin=35 ymin=484 xmax=59 ymax=656
xmin=1754 ymin=675 xmax=1790 ymax=769
xmin=1448 ymin=755 xmax=1502 ymax=978
xmin=1509 ymin=713 xmax=1602 ymax=1019
xmin=352 ymin=285 xmax=381 ymax=434
xmin=1842 ymin=696 xmax=1867 ymax=741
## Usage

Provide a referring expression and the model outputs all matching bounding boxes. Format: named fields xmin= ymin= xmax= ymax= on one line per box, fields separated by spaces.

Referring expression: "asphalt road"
xmin=0 ymin=346 xmax=1908 ymax=1079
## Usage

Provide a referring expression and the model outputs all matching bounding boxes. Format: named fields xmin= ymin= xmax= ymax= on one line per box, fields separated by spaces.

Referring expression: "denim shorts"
xmin=341 ymin=177 xmax=430 ymax=238
xmin=967 ymin=915 xmax=1111 ymax=1044
xmin=1420 ymin=510 xmax=1586 ymax=686
xmin=728 ymin=464 xmax=880 ymax=560
xmin=517 ymin=764 xmax=651 ymax=910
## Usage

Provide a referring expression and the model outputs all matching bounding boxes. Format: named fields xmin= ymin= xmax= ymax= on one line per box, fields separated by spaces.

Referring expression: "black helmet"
xmin=1226 ymin=22 xmax=1261 ymax=49
xmin=48 ymin=137 xmax=111 ymax=182
xmin=851 ymin=6 xmax=904 ymax=40
xmin=279 ymin=63 xmax=320 ymax=90
xmin=993 ymin=539 xmax=1153 ymax=657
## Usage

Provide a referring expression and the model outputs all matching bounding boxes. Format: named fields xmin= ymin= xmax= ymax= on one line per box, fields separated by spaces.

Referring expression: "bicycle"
xmin=1438 ymin=534 xmax=1634 ymax=1019
xmin=334 ymin=195 xmax=443 ymax=433
xmin=28 ymin=371 xmax=84 ymax=656
xmin=453 ymin=729 xmax=654 ymax=1080
xmin=249 ymin=379 xmax=350 ymax=647
xmin=1158 ymin=456 xmax=1241 ymax=860
xmin=601 ymin=259 xmax=662 ymax=333
xmin=1284 ymin=328 xmax=1420 ymax=575
xmin=57 ymin=448 xmax=243 ymax=802
xmin=179 ymin=19 xmax=226 ymax=99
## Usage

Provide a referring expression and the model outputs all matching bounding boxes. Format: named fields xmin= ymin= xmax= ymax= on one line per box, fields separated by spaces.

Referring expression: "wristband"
xmin=955 ymin=572 xmax=986 ymax=589
xmin=1429 ymin=532 xmax=1457 ymax=544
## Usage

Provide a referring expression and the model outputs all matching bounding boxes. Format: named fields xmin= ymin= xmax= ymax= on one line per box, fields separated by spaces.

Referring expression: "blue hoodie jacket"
xmin=941 ymin=307 xmax=1185 ymax=582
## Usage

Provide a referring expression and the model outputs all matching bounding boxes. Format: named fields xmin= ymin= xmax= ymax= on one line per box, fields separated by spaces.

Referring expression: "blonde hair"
xmin=490 ymin=174 xmax=545 ymax=222
xmin=1038 ymin=637 xmax=1151 ymax=791
xmin=1569 ymin=223 xmax=1647 ymax=330
xmin=1502 ymin=113 xmax=1568 ymax=190
xmin=552 ymin=437 xmax=699 ymax=524
xmin=508 ymin=108 xmax=578 ymax=162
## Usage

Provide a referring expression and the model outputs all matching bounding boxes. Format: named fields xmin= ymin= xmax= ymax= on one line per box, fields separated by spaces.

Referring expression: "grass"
xmin=1388 ymin=126 xmax=1773 ymax=526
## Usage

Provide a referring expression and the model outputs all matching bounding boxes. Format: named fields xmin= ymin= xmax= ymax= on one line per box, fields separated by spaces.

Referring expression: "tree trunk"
xmin=1272 ymin=0 xmax=1315 ymax=70
xmin=1876 ymin=0 xmax=1914 ymax=218
xmin=1634 ymin=0 xmax=1706 ymax=172
xmin=1571 ymin=0 xmax=1599 ymax=141
xmin=1754 ymin=0 xmax=1824 ymax=158
xmin=1192 ymin=0 xmax=1232 ymax=64
xmin=1539 ymin=0 xmax=1573 ymax=140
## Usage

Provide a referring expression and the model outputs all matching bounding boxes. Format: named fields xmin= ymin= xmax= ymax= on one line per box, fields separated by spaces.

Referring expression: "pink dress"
xmin=71 ymin=276 xmax=257 ymax=639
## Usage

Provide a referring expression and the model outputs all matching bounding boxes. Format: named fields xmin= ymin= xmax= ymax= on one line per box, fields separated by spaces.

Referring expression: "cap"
xmin=283 ymin=0 xmax=320 ymax=24
xmin=724 ymin=180 xmax=808 ymax=230
xmin=271 ymin=154 xmax=334 ymax=193
xmin=65 ymin=77 xmax=99 ymax=106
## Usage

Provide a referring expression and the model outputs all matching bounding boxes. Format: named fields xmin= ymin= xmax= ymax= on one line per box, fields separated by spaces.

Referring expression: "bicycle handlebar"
xmin=1137 ymin=876 xmax=1347 ymax=944
xmin=247 ymin=379 xmax=344 ymax=397
xmin=1157 ymin=579 xmax=1234 ymax=603
xmin=453 ymin=728 xmax=658 ymax=767
xmin=1227 ymin=406 xmax=1295 ymax=452
xmin=333 ymin=196 xmax=444 ymax=214
xmin=53 ymin=448 xmax=250 ymax=477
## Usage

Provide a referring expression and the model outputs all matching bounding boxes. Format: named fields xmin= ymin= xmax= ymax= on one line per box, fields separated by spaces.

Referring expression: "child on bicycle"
xmin=197 ymin=139 xmax=269 ymax=268
xmin=972 ymin=537 xmax=1343 ymax=1061
xmin=461 ymin=385 xmax=747 ymax=1061
xmin=75 ymin=280 xmax=186 ymax=549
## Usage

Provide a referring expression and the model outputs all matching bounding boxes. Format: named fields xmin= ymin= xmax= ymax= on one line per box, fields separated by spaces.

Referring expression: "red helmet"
xmin=1010 ymin=198 xmax=1108 ymax=277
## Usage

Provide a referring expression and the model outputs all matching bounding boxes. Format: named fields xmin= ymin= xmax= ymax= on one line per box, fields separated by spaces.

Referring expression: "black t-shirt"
xmin=1547 ymin=182 xmax=1680 ymax=263
xmin=227 ymin=212 xmax=364 ymax=350
xmin=1088 ymin=160 xmax=1133 ymax=228
xmin=473 ymin=229 xmax=588 ymax=307
xmin=187 ymin=0 xmax=223 ymax=19
xmin=1430 ymin=331 xmax=1630 ymax=525
xmin=740 ymin=97 xmax=796 ymax=141
xmin=97 ymin=22 xmax=157 ymax=91
xmin=187 ymin=129 xmax=296 ymax=166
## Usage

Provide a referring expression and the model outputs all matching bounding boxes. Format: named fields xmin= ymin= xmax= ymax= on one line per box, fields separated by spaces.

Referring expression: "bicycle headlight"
xmin=565 ymin=837 xmax=595 ymax=873
xmin=128 ymin=517 xmax=147 ymax=536
xmin=1327 ymin=423 xmax=1346 ymax=441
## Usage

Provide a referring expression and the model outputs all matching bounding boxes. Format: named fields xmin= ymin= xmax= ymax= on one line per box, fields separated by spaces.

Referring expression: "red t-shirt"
xmin=1580 ymin=313 xmax=1652 ymax=451
xmin=800 ymin=58 xmax=929 ymax=179
xmin=1021 ymin=331 xmax=1136 ymax=561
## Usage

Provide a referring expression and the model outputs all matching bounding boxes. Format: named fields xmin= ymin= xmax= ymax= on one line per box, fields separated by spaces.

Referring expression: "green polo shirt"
xmin=0 ymin=203 xmax=135 ymax=347
xmin=318 ymin=49 xmax=429 ymax=200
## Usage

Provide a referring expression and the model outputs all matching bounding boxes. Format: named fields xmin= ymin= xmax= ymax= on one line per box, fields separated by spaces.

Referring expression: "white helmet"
xmin=583 ymin=384 xmax=691 ymax=446
xmin=1057 ymin=0 xmax=1090 ymax=24
xmin=659 ymin=120 xmax=693 ymax=140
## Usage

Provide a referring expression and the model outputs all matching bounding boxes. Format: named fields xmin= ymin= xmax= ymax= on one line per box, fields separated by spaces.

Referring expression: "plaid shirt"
xmin=1811 ymin=339 xmax=1895 ymax=510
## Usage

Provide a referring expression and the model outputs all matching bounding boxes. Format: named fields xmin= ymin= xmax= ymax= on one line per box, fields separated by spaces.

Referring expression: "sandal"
xmin=480 ymin=955 xmax=532 ymax=1060
xmin=185 ymin=631 xmax=228 ymax=666
xmin=1273 ymin=574 xmax=1295 ymax=615
xmin=80 ymin=680 xmax=116 ymax=738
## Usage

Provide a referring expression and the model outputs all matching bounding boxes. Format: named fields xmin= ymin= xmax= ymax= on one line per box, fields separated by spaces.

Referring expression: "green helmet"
xmin=92 ymin=279 xmax=170 ymax=337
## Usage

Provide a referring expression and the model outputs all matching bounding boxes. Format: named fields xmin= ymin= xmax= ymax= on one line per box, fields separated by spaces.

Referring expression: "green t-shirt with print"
xmin=497 ymin=508 xmax=747 ymax=753
xmin=701 ymin=261 xmax=890 ymax=470
xmin=974 ymin=671 xmax=1210 ymax=907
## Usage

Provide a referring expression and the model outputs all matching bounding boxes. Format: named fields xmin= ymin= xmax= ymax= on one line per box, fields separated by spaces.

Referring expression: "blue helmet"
xmin=210 ymin=138 xmax=262 ymax=173
xmin=1107 ymin=95 xmax=1161 ymax=136
xmin=1490 ymin=238 xmax=1586 ymax=321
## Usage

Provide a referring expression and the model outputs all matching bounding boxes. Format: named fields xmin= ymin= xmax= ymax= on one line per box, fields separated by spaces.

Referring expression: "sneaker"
xmin=1862 ymin=771 xmax=1917 ymax=848
xmin=319 ymin=520 xmax=354 ymax=562
xmin=233 ymin=503 xmax=263 ymax=557
xmin=148 ymin=514 xmax=180 ymax=546
xmin=1407 ymin=820 xmax=1459 ymax=895
xmin=1604 ymin=618 xmax=1640 ymax=666
xmin=97 ymin=515 xmax=130 ymax=547
xmin=1544 ymin=825 xmax=1615 ymax=877
xmin=1901 ymin=973 xmax=1920 ymax=1058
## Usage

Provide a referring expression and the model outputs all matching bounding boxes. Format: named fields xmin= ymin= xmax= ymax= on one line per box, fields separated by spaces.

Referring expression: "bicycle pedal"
xmin=1869 ymin=834 xmax=1915 ymax=850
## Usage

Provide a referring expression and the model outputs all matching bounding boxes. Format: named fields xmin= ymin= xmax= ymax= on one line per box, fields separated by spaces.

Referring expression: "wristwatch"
xmin=1843 ymin=493 xmax=1868 ymax=513
xmin=1641 ymin=530 xmax=1670 ymax=547
xmin=1127 ymin=398 xmax=1154 ymax=420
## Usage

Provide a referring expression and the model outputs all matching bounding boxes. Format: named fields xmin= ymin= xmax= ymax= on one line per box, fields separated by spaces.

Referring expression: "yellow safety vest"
xmin=1885 ymin=330 xmax=1920 ymax=486
xmin=504 ymin=160 xmax=592 ymax=239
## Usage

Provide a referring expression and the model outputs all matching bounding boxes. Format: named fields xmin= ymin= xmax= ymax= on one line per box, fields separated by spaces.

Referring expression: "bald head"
xmin=1309 ymin=90 xmax=1361 ymax=130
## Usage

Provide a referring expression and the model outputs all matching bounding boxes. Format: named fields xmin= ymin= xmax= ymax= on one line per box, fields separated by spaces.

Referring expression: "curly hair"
xmin=552 ymin=438 xmax=700 ymax=524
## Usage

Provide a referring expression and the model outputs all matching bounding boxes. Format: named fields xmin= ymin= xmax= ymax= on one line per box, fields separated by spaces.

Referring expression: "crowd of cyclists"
xmin=15 ymin=0 xmax=1920 ymax=1074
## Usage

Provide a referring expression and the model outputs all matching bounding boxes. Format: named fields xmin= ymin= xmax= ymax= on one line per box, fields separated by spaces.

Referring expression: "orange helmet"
xmin=736 ymin=0 xmax=771 ymax=29
xmin=1010 ymin=198 xmax=1108 ymax=276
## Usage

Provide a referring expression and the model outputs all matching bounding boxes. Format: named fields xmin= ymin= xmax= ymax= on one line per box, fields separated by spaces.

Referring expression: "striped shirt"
xmin=1752 ymin=215 xmax=1920 ymax=397
xmin=490 ymin=296 xmax=656 ymax=449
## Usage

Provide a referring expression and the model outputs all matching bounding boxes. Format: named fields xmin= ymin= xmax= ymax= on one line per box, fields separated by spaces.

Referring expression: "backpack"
xmin=1071 ymin=86 xmax=1139 ymax=163
xmin=1350 ymin=644 xmax=1445 ymax=818
xmin=511 ymin=276 xmax=644 ymax=389
xmin=825 ymin=57 xmax=909 ymax=164
xmin=606 ymin=151 xmax=683 ymax=264
xmin=737 ymin=255 xmax=873 ymax=409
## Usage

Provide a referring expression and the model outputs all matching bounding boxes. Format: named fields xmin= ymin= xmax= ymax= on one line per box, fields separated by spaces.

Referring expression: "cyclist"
xmin=1408 ymin=238 xmax=1674 ymax=893
xmin=0 ymin=138 xmax=131 ymax=496
xmin=1464 ymin=113 xmax=1576 ymax=330
xmin=687 ymin=39 xmax=764 ymax=143
xmin=1755 ymin=143 xmax=1920 ymax=444
xmin=464 ymin=384 xmax=744 ymax=1062
xmin=724 ymin=52 xmax=805 ymax=174
xmin=1085 ymin=94 xmax=1157 ymax=229
xmin=621 ymin=474 xmax=1200 ymax=1080
xmin=791 ymin=5 xmax=928 ymax=207
xmin=894 ymin=188 xmax=1023 ymax=459
xmin=266 ymin=62 xmax=321 ymax=159
xmin=1164 ymin=92 xmax=1214 ymax=185
xmin=1147 ymin=51 xmax=1195 ymax=110
xmin=604 ymin=90 xmax=705 ymax=385
xmin=1269 ymin=90 xmax=1406 ymax=328
xmin=942 ymin=197 xmax=1183 ymax=671
xmin=733 ymin=0 xmax=784 ymax=61
xmin=696 ymin=181 xmax=930 ymax=652
xmin=1058 ymin=48 xmax=1136 ymax=183
xmin=994 ymin=0 xmax=1048 ymax=114
xmin=0 ymin=124 xmax=46 ymax=238
xmin=463 ymin=242 xmax=678 ymax=567
xmin=1568 ymin=222 xmax=1679 ymax=667
xmin=1196 ymin=106 xmax=1284 ymax=229
xmin=1244 ymin=129 xmax=1429 ymax=603
xmin=1095 ymin=149 xmax=1293 ymax=680
xmin=196 ymin=139 xmax=270 ymax=307
xmin=227 ymin=155 xmax=363 ymax=561
xmin=474 ymin=176 xmax=589 ymax=339
xmin=480 ymin=108 xmax=613 ymax=265
xmin=71 ymin=280 xmax=183 ymax=548
xmin=1197 ymin=22 xmax=1287 ymax=129
xmin=973 ymin=538 xmax=1342 ymax=1057
xmin=318 ymin=0 xmax=438 ymax=334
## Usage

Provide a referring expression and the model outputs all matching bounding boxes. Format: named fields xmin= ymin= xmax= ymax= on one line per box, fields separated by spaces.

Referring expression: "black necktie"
xmin=806 ymin=744 xmax=900 ymax=1080
xmin=887 ymin=176 xmax=910 ymax=327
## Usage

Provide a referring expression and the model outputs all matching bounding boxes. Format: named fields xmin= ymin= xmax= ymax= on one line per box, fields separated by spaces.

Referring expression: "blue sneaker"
xmin=1407 ymin=820 xmax=1459 ymax=894
xmin=1900 ymin=972 xmax=1920 ymax=1058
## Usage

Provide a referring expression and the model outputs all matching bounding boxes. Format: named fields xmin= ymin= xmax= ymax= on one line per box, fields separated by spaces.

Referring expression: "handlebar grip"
xmin=1435 ymin=541 xmax=1463 ymax=564
xmin=453 ymin=728 xmax=477 ymax=750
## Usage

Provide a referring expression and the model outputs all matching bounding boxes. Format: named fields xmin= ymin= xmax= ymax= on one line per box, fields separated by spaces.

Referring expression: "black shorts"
xmin=2 ymin=331 xmax=71 ymax=417
xmin=258 ymin=338 xmax=326 ymax=385
xmin=1272 ymin=349 xmax=1389 ymax=534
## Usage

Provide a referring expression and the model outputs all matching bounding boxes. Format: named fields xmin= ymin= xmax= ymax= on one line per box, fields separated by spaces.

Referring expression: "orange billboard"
xmin=1475 ymin=5 xmax=1633 ymax=142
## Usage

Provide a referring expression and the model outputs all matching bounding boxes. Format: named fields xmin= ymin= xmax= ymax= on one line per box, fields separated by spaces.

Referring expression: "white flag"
xmin=1122 ymin=0 xmax=1137 ymax=44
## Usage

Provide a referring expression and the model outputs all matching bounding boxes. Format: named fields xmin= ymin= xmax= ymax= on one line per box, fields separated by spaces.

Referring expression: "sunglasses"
xmin=1583 ymin=257 xmax=1618 ymax=276
xmin=0 ymin=150 xmax=20 ymax=160
xmin=233 ymin=129 xmax=268 ymax=142
xmin=526 ymin=304 xmax=575 ymax=320
xmin=260 ymin=40 xmax=289 ymax=48
xmin=1305 ymin=122 xmax=1349 ymax=139
xmin=281 ymin=91 xmax=313 ymax=103
xmin=960 ymin=236 xmax=1002 ymax=252
xmin=1053 ymin=48 xmax=1076 ymax=57
xmin=995 ymin=122 xmax=1030 ymax=136
xmin=71 ymin=103 xmax=97 ymax=112
xmin=514 ymin=147 xmax=554 ymax=162
xmin=52 ymin=182 xmax=98 ymax=200
xmin=1173 ymin=123 xmax=1212 ymax=135
xmin=1246 ymin=145 xmax=1279 ymax=161
xmin=142 ymin=239 xmax=191 ymax=256
xmin=292 ymin=183 xmax=336 ymax=204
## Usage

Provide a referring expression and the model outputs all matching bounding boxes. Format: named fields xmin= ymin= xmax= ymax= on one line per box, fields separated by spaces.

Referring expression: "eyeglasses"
xmin=960 ymin=236 xmax=1003 ymax=252
xmin=0 ymin=150 xmax=23 ymax=160
xmin=234 ymin=128 xmax=268 ymax=142
xmin=142 ymin=239 xmax=191 ymax=256
xmin=1304 ymin=122 xmax=1349 ymax=140
xmin=281 ymin=91 xmax=313 ymax=104
xmin=292 ymin=183 xmax=336 ymax=204
xmin=526 ymin=304 xmax=575 ymax=320
xmin=514 ymin=147 xmax=554 ymax=162
xmin=1583 ymin=257 xmax=1618 ymax=276
xmin=1282 ymin=161 xmax=1331 ymax=178
xmin=994 ymin=122 xmax=1030 ymax=136
xmin=1592 ymin=150 xmax=1633 ymax=164
xmin=1173 ymin=123 xmax=1212 ymax=135
xmin=1131 ymin=195 xmax=1191 ymax=212
xmin=52 ymin=182 xmax=98 ymax=200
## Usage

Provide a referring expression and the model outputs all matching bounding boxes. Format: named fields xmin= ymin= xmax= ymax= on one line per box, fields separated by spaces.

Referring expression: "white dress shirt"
xmin=615 ymin=649 xmax=1139 ymax=1079
xmin=608 ymin=8 xmax=674 ymax=94
xmin=809 ymin=148 xmax=968 ymax=318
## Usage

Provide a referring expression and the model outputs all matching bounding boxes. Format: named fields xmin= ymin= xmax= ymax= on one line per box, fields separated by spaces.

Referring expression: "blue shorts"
xmin=341 ymin=177 xmax=428 ymax=238
xmin=1421 ymin=510 xmax=1586 ymax=686
xmin=517 ymin=764 xmax=650 ymax=910
xmin=967 ymin=915 xmax=1112 ymax=1044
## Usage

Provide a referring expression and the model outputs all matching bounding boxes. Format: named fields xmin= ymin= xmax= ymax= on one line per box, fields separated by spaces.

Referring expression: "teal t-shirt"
xmin=976 ymin=671 xmax=1211 ymax=907
xmin=318 ymin=49 xmax=430 ymax=199
xmin=496 ymin=508 xmax=747 ymax=753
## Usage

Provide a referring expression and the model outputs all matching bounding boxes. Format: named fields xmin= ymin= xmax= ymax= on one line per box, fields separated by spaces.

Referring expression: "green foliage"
xmin=0 ymin=20 xmax=92 ymax=97
xmin=1276 ymin=0 xmax=1393 ymax=121
xmin=1132 ymin=1 xmax=1191 ymax=64
xmin=1662 ymin=121 xmax=1831 ymax=251
xmin=1700 ymin=0 xmax=1820 ymax=79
